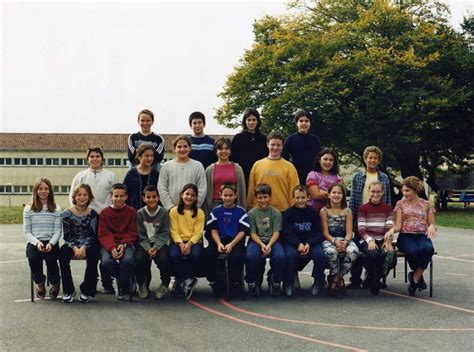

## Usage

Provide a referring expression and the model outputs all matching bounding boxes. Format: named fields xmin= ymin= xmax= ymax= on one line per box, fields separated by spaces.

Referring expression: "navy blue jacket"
xmin=281 ymin=206 xmax=323 ymax=247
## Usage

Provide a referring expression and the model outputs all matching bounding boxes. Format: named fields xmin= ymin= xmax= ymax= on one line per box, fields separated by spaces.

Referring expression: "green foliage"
xmin=216 ymin=0 xmax=474 ymax=185
xmin=0 ymin=206 xmax=23 ymax=224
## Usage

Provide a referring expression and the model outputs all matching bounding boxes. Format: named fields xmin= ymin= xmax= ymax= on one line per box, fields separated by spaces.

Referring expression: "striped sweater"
xmin=357 ymin=202 xmax=393 ymax=243
xmin=23 ymin=204 xmax=62 ymax=246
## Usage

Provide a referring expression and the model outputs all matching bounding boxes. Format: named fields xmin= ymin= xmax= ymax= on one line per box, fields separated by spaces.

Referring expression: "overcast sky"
xmin=1 ymin=0 xmax=472 ymax=135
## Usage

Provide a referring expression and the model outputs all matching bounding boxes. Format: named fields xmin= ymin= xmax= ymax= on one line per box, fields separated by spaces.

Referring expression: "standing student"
xmin=386 ymin=176 xmax=437 ymax=296
xmin=24 ymin=178 xmax=62 ymax=299
xmin=306 ymin=148 xmax=342 ymax=214
xmin=158 ymin=135 xmax=207 ymax=210
xmin=127 ymin=109 xmax=165 ymax=171
xmin=321 ymin=183 xmax=359 ymax=296
xmin=282 ymin=110 xmax=321 ymax=185
xmin=168 ymin=184 xmax=205 ymax=300
xmin=247 ymin=131 xmax=300 ymax=212
xmin=230 ymin=107 xmax=268 ymax=187
xmin=98 ymin=184 xmax=137 ymax=300
xmin=188 ymin=111 xmax=216 ymax=169
xmin=123 ymin=144 xmax=159 ymax=210
xmin=205 ymin=137 xmax=246 ymax=217
xmin=245 ymin=184 xmax=286 ymax=297
xmin=70 ymin=146 xmax=118 ymax=293
xmin=135 ymin=185 xmax=171 ymax=300
xmin=281 ymin=186 xmax=326 ymax=297
xmin=357 ymin=181 xmax=395 ymax=295
xmin=348 ymin=146 xmax=391 ymax=289
xmin=205 ymin=183 xmax=249 ymax=297
xmin=60 ymin=184 xmax=99 ymax=303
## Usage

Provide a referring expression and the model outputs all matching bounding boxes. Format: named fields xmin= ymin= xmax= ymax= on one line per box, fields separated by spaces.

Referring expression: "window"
xmin=14 ymin=186 xmax=28 ymax=193
xmin=61 ymin=158 xmax=75 ymax=166
xmin=14 ymin=158 xmax=28 ymax=165
xmin=61 ymin=186 xmax=70 ymax=193
xmin=106 ymin=158 xmax=122 ymax=166
xmin=0 ymin=158 xmax=12 ymax=165
xmin=29 ymin=158 xmax=44 ymax=166
xmin=76 ymin=158 xmax=86 ymax=166
xmin=123 ymin=158 xmax=129 ymax=166
xmin=53 ymin=186 xmax=59 ymax=193
xmin=45 ymin=158 xmax=60 ymax=166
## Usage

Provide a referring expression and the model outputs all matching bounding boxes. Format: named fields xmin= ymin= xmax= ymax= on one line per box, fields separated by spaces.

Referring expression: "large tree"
xmin=216 ymin=0 xmax=473 ymax=190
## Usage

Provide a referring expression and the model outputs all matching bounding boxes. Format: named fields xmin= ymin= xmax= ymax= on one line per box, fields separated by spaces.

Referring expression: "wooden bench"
xmin=436 ymin=189 xmax=474 ymax=209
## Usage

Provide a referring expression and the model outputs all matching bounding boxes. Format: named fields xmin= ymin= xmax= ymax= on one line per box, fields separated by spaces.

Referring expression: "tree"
xmin=216 ymin=0 xmax=474 ymax=191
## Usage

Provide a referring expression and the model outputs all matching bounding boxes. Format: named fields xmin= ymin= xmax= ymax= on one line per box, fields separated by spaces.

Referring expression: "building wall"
xmin=0 ymin=150 xmax=174 ymax=208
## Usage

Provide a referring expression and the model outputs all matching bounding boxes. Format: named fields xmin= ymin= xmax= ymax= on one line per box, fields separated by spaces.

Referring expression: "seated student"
xmin=60 ymin=184 xmax=99 ymax=303
xmin=135 ymin=185 xmax=172 ymax=300
xmin=168 ymin=184 xmax=205 ymax=300
xmin=357 ymin=181 xmax=395 ymax=295
xmin=98 ymin=183 xmax=137 ymax=300
xmin=127 ymin=109 xmax=165 ymax=171
xmin=188 ymin=111 xmax=216 ymax=170
xmin=281 ymin=186 xmax=326 ymax=297
xmin=386 ymin=176 xmax=437 ymax=296
xmin=245 ymin=183 xmax=285 ymax=297
xmin=205 ymin=183 xmax=249 ymax=297
xmin=321 ymin=183 xmax=359 ymax=296
xmin=24 ymin=178 xmax=62 ymax=299
xmin=247 ymin=131 xmax=300 ymax=212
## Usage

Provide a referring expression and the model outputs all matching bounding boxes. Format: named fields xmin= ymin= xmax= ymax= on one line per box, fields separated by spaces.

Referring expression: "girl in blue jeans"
xmin=168 ymin=184 xmax=204 ymax=300
xmin=386 ymin=176 xmax=437 ymax=296
xmin=282 ymin=186 xmax=326 ymax=297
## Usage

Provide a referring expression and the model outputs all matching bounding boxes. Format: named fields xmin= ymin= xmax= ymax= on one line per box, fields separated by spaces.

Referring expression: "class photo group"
xmin=24 ymin=108 xmax=437 ymax=303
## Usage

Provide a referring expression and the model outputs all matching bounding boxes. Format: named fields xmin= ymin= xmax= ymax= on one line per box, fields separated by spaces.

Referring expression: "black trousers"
xmin=26 ymin=241 xmax=60 ymax=285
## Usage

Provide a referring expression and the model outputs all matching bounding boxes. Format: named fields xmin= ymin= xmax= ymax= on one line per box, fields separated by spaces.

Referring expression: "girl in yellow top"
xmin=169 ymin=183 xmax=205 ymax=300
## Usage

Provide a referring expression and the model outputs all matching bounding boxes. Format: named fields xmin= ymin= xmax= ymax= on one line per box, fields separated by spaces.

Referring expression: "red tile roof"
xmin=0 ymin=133 xmax=232 ymax=152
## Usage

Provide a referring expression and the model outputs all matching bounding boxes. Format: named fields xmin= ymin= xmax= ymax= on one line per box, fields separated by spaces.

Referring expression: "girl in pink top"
xmin=387 ymin=176 xmax=437 ymax=296
xmin=306 ymin=148 xmax=342 ymax=213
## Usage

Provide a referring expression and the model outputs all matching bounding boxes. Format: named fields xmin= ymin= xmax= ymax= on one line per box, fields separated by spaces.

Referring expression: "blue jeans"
xmin=168 ymin=243 xmax=203 ymax=282
xmin=397 ymin=233 xmax=434 ymax=270
xmin=100 ymin=246 xmax=135 ymax=293
xmin=284 ymin=243 xmax=326 ymax=285
xmin=245 ymin=240 xmax=285 ymax=284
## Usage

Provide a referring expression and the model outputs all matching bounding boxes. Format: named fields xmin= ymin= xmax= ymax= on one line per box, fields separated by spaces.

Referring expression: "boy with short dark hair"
xmin=348 ymin=146 xmax=391 ymax=289
xmin=247 ymin=131 xmax=300 ymax=212
xmin=188 ymin=111 xmax=216 ymax=169
xmin=135 ymin=185 xmax=171 ymax=300
xmin=127 ymin=109 xmax=165 ymax=170
xmin=98 ymin=183 xmax=137 ymax=300
xmin=245 ymin=183 xmax=286 ymax=297
xmin=282 ymin=110 xmax=321 ymax=185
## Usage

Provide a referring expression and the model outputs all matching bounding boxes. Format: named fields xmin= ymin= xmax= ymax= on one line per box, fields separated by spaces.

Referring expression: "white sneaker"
xmin=138 ymin=284 xmax=149 ymax=299
xmin=62 ymin=291 xmax=76 ymax=303
xmin=79 ymin=291 xmax=90 ymax=303
xmin=155 ymin=284 xmax=169 ymax=299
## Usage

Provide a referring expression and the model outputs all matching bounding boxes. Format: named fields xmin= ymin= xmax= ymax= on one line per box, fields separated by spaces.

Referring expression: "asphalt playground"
xmin=0 ymin=224 xmax=473 ymax=352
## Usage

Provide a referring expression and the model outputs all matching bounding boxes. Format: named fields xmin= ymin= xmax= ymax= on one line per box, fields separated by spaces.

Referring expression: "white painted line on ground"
xmin=444 ymin=273 xmax=469 ymax=277
xmin=0 ymin=259 xmax=27 ymax=264
xmin=436 ymin=255 xmax=474 ymax=263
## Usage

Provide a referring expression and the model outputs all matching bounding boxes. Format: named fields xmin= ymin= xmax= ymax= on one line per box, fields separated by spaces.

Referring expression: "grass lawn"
xmin=0 ymin=206 xmax=23 ymax=224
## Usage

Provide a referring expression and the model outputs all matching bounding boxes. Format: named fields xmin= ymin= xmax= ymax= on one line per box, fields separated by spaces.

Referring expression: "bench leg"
xmin=429 ymin=259 xmax=433 ymax=298
xmin=404 ymin=258 xmax=408 ymax=283
xmin=129 ymin=275 xmax=134 ymax=302
xmin=30 ymin=273 xmax=34 ymax=303
xmin=224 ymin=258 xmax=230 ymax=300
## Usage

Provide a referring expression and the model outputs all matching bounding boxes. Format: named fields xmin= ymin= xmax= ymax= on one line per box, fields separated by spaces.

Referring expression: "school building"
xmin=0 ymin=133 xmax=228 ymax=208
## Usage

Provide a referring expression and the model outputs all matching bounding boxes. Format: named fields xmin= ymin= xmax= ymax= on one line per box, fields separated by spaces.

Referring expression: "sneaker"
xmin=36 ymin=281 xmax=46 ymax=299
xmin=347 ymin=281 xmax=363 ymax=290
xmin=62 ymin=291 xmax=76 ymax=303
xmin=50 ymin=283 xmax=60 ymax=299
xmin=284 ymin=284 xmax=293 ymax=297
xmin=116 ymin=288 xmax=125 ymax=301
xmin=407 ymin=271 xmax=417 ymax=296
xmin=79 ymin=291 xmax=90 ymax=303
xmin=247 ymin=282 xmax=260 ymax=297
xmin=418 ymin=276 xmax=427 ymax=291
xmin=155 ymin=284 xmax=168 ymax=300
xmin=183 ymin=278 xmax=198 ymax=300
xmin=311 ymin=282 xmax=322 ymax=297
xmin=102 ymin=284 xmax=115 ymax=295
xmin=293 ymin=273 xmax=301 ymax=290
xmin=138 ymin=284 xmax=149 ymax=299
xmin=209 ymin=281 xmax=223 ymax=298
xmin=269 ymin=283 xmax=281 ymax=297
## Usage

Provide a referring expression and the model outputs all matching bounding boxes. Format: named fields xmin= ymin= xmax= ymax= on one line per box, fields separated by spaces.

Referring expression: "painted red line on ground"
xmin=381 ymin=290 xmax=474 ymax=314
xmin=218 ymin=300 xmax=474 ymax=332
xmin=436 ymin=255 xmax=474 ymax=263
xmin=188 ymin=299 xmax=366 ymax=352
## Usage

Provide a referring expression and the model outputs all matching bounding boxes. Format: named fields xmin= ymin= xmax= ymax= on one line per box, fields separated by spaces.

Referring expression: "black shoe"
xmin=370 ymin=287 xmax=380 ymax=295
xmin=283 ymin=284 xmax=293 ymax=297
xmin=408 ymin=271 xmax=417 ymax=296
xmin=248 ymin=282 xmax=260 ymax=297
xmin=347 ymin=282 xmax=362 ymax=290
xmin=418 ymin=276 xmax=427 ymax=291
xmin=311 ymin=282 xmax=322 ymax=297
xmin=116 ymin=288 xmax=124 ymax=301
xmin=183 ymin=278 xmax=198 ymax=300
xmin=269 ymin=283 xmax=281 ymax=297
xmin=209 ymin=281 xmax=224 ymax=298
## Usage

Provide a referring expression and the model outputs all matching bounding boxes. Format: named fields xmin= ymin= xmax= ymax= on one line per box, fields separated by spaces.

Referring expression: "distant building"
xmin=0 ymin=133 xmax=229 ymax=208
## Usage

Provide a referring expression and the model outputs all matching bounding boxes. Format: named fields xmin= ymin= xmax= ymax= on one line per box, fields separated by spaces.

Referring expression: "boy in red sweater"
xmin=99 ymin=183 xmax=137 ymax=300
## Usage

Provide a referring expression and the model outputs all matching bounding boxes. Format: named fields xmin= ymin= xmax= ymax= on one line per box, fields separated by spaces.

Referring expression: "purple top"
xmin=306 ymin=171 xmax=341 ymax=210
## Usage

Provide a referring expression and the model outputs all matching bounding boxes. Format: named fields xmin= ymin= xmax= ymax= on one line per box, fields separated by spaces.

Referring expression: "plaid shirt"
xmin=349 ymin=170 xmax=391 ymax=235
